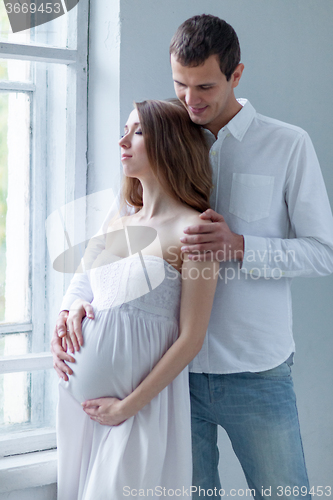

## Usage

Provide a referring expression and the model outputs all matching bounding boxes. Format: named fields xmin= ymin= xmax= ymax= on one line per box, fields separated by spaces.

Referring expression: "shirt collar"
xmin=226 ymin=99 xmax=256 ymax=141
xmin=202 ymin=99 xmax=256 ymax=143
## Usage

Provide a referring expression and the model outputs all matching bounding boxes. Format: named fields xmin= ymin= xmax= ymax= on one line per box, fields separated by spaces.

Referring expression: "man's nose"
xmin=185 ymin=88 xmax=201 ymax=106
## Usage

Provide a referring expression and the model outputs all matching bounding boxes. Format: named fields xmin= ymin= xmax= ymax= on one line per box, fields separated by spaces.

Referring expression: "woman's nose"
xmin=119 ymin=135 xmax=129 ymax=148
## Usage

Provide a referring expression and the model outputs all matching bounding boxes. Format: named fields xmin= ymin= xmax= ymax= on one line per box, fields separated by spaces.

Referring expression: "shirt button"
xmin=211 ymin=151 xmax=217 ymax=156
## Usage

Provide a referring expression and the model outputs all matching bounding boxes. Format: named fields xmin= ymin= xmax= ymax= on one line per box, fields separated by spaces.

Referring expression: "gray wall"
xmin=88 ymin=0 xmax=333 ymax=492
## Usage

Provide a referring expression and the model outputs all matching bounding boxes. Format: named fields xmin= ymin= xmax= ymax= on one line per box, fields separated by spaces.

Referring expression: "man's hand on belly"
xmin=51 ymin=301 xmax=94 ymax=380
xmin=51 ymin=311 xmax=75 ymax=381
xmin=64 ymin=299 xmax=95 ymax=352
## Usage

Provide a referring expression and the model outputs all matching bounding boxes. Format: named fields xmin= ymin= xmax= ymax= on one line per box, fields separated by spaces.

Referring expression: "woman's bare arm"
xmin=83 ymin=249 xmax=218 ymax=425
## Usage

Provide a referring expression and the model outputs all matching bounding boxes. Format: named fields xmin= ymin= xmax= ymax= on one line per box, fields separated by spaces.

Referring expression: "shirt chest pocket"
xmin=229 ymin=173 xmax=275 ymax=223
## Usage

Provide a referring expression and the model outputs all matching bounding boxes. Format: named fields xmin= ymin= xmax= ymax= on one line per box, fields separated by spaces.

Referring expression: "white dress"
xmin=57 ymin=253 xmax=192 ymax=500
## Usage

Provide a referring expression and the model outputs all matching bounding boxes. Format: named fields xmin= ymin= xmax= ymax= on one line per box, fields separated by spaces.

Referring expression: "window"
xmin=0 ymin=0 xmax=89 ymax=470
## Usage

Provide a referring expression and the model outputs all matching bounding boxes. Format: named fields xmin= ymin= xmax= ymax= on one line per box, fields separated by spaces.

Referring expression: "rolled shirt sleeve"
xmin=241 ymin=132 xmax=333 ymax=278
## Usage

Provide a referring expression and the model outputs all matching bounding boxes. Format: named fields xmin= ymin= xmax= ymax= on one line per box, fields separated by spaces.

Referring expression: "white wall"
xmin=116 ymin=0 xmax=333 ymax=491
xmin=86 ymin=0 xmax=121 ymax=236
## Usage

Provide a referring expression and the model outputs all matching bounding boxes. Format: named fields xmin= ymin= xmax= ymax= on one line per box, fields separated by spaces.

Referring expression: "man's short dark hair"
xmin=169 ymin=14 xmax=241 ymax=81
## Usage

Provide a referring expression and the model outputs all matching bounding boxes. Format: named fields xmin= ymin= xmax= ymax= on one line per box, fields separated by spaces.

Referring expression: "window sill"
xmin=0 ymin=428 xmax=56 ymax=457
xmin=0 ymin=450 xmax=57 ymax=493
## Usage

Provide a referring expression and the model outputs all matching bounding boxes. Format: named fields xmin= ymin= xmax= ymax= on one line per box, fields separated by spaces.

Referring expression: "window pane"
xmin=0 ymin=334 xmax=57 ymax=432
xmin=0 ymin=92 xmax=30 ymax=324
xmin=0 ymin=370 xmax=57 ymax=431
xmin=0 ymin=370 xmax=57 ymax=432
xmin=0 ymin=58 xmax=31 ymax=82
xmin=0 ymin=371 xmax=30 ymax=426
xmin=0 ymin=0 xmax=77 ymax=49
xmin=0 ymin=1 xmax=29 ymax=44
xmin=0 ymin=333 xmax=29 ymax=427
xmin=0 ymin=331 xmax=29 ymax=356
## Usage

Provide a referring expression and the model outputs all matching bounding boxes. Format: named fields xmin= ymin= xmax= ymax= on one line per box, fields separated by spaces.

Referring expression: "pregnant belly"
xmin=60 ymin=307 xmax=177 ymax=404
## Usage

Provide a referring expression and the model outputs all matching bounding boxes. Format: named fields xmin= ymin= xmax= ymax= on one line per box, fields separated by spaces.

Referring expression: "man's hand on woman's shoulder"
xmin=180 ymin=208 xmax=244 ymax=262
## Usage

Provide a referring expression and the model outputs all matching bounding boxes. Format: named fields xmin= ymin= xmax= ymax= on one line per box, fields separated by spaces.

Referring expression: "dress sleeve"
xmin=59 ymin=191 xmax=133 ymax=311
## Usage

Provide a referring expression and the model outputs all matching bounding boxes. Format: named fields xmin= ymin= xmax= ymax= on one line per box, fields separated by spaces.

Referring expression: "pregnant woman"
xmin=56 ymin=100 xmax=218 ymax=499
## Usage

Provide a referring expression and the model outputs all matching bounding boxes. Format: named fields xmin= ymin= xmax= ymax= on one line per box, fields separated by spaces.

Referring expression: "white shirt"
xmin=60 ymin=100 xmax=333 ymax=374
xmin=190 ymin=99 xmax=333 ymax=373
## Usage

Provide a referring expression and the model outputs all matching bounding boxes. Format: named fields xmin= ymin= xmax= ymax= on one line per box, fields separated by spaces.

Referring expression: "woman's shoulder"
xmin=177 ymin=207 xmax=213 ymax=229
xmin=107 ymin=214 xmax=133 ymax=232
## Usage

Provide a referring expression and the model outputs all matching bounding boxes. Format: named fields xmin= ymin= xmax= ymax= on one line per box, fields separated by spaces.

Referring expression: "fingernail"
xmin=181 ymin=247 xmax=188 ymax=252
xmin=183 ymin=227 xmax=189 ymax=232
xmin=180 ymin=237 xmax=185 ymax=242
xmin=88 ymin=314 xmax=93 ymax=318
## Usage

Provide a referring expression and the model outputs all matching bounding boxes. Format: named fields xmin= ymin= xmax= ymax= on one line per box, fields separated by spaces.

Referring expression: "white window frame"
xmin=0 ymin=0 xmax=89 ymax=490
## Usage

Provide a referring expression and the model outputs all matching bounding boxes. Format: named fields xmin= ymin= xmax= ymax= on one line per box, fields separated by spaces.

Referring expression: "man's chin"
xmin=188 ymin=111 xmax=209 ymax=125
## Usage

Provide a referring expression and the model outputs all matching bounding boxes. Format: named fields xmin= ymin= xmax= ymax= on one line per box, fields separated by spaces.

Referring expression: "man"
xmin=52 ymin=15 xmax=333 ymax=499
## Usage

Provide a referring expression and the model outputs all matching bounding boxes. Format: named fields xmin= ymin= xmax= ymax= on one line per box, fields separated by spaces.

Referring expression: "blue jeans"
xmin=189 ymin=361 xmax=311 ymax=499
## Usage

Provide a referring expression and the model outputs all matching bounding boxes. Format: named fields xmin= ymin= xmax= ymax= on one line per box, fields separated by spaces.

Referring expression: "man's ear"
xmin=231 ymin=63 xmax=244 ymax=89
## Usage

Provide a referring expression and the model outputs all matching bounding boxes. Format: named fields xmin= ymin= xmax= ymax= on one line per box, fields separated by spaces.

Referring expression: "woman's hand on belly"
xmin=82 ymin=397 xmax=131 ymax=426
xmin=65 ymin=299 xmax=95 ymax=352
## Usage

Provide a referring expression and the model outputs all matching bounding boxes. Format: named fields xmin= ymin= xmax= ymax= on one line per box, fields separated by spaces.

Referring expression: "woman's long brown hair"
xmin=121 ymin=99 xmax=212 ymax=213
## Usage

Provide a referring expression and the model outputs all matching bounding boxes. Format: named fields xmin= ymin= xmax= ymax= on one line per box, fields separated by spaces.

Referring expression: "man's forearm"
xmin=241 ymin=235 xmax=333 ymax=278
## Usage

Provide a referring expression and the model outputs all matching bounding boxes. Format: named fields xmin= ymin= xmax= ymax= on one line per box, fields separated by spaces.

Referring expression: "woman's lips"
xmin=121 ymin=155 xmax=132 ymax=160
